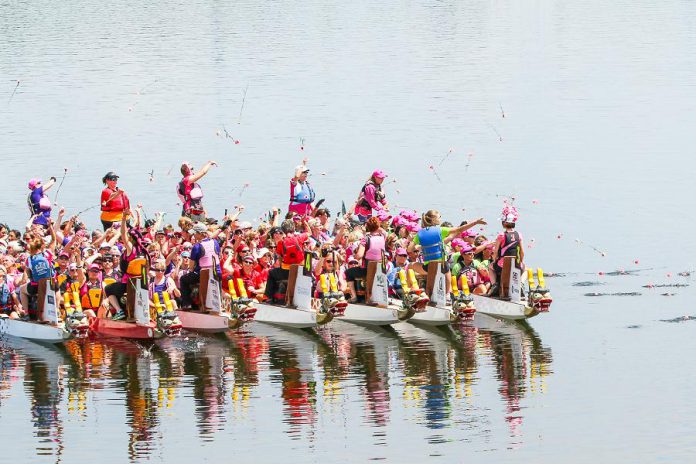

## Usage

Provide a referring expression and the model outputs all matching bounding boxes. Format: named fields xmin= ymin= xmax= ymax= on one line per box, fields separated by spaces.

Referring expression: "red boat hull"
xmin=89 ymin=317 xmax=163 ymax=340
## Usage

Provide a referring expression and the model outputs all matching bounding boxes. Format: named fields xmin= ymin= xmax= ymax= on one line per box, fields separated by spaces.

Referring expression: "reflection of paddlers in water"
xmin=177 ymin=161 xmax=217 ymax=222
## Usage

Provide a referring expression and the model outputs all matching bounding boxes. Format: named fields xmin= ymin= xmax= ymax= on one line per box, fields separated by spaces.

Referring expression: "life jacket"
xmin=279 ymin=235 xmax=304 ymax=267
xmin=197 ymin=238 xmax=217 ymax=269
xmin=499 ymin=231 xmax=520 ymax=263
xmin=458 ymin=263 xmax=480 ymax=289
xmin=0 ymin=283 xmax=12 ymax=310
xmin=177 ymin=178 xmax=204 ymax=213
xmin=357 ymin=181 xmax=384 ymax=210
xmin=101 ymin=187 xmax=127 ymax=211
xmin=289 ymin=180 xmax=315 ymax=204
xmin=364 ymin=233 xmax=386 ymax=262
xmin=417 ymin=226 xmax=443 ymax=262
xmin=27 ymin=192 xmax=51 ymax=218
xmin=80 ymin=280 xmax=104 ymax=309
xmin=121 ymin=254 xmax=147 ymax=278
xmin=149 ymin=278 xmax=170 ymax=301
xmin=29 ymin=253 xmax=53 ymax=283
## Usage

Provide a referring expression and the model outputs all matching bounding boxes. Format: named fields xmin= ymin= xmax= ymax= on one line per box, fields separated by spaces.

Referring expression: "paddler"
xmin=77 ymin=263 xmax=105 ymax=317
xmin=451 ymin=243 xmax=487 ymax=295
xmin=490 ymin=208 xmax=524 ymax=296
xmin=19 ymin=236 xmax=56 ymax=319
xmin=27 ymin=177 xmax=57 ymax=228
xmin=179 ymin=222 xmax=221 ymax=310
xmin=100 ymin=172 xmax=130 ymax=230
xmin=407 ymin=210 xmax=486 ymax=298
xmin=288 ymin=163 xmax=315 ymax=217
xmin=263 ymin=219 xmax=309 ymax=304
xmin=0 ymin=266 xmax=22 ymax=319
xmin=354 ymin=170 xmax=388 ymax=223
xmin=177 ymin=160 xmax=217 ymax=222
xmin=104 ymin=213 xmax=149 ymax=320
xmin=345 ymin=217 xmax=386 ymax=303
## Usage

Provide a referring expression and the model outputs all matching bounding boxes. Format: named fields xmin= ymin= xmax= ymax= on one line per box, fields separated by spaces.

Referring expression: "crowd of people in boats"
xmin=0 ymin=160 xmax=525 ymax=321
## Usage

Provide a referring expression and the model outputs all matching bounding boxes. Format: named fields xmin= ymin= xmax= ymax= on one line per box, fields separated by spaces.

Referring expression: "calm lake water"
xmin=2 ymin=0 xmax=696 ymax=462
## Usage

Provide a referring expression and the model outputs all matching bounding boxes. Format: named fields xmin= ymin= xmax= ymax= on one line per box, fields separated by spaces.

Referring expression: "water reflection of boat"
xmin=249 ymin=323 xmax=320 ymax=435
xmin=0 ymin=337 xmax=73 ymax=461
xmin=463 ymin=314 xmax=553 ymax=442
xmin=323 ymin=321 xmax=400 ymax=428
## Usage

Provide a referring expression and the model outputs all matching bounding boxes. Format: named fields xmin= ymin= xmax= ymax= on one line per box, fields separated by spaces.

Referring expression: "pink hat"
xmin=28 ymin=178 xmax=42 ymax=190
xmin=376 ymin=210 xmax=392 ymax=221
xmin=406 ymin=222 xmax=421 ymax=233
xmin=88 ymin=263 xmax=101 ymax=271
xmin=451 ymin=238 xmax=465 ymax=250
xmin=461 ymin=243 xmax=475 ymax=253
xmin=460 ymin=228 xmax=477 ymax=238
xmin=395 ymin=247 xmax=408 ymax=256
xmin=372 ymin=170 xmax=387 ymax=179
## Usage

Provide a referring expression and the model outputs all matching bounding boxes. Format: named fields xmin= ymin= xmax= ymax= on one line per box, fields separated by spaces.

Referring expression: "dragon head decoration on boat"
xmin=319 ymin=291 xmax=348 ymax=317
xmin=65 ymin=311 xmax=89 ymax=338
xmin=528 ymin=288 xmax=552 ymax=312
xmin=451 ymin=294 xmax=476 ymax=320
xmin=227 ymin=297 xmax=257 ymax=329
xmin=156 ymin=310 xmax=183 ymax=337
xmin=527 ymin=268 xmax=552 ymax=313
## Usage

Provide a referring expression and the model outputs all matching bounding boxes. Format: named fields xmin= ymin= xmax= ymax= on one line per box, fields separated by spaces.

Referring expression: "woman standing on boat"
xmin=100 ymin=172 xmax=130 ymax=231
xmin=177 ymin=161 xmax=217 ymax=222
xmin=27 ymin=177 xmax=57 ymax=228
xmin=288 ymin=164 xmax=315 ymax=217
xmin=354 ymin=170 xmax=388 ymax=223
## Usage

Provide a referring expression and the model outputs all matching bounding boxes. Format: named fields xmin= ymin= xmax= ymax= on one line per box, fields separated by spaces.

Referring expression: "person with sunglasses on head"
xmin=177 ymin=160 xmax=217 ymax=222
xmin=100 ymin=172 xmax=130 ymax=231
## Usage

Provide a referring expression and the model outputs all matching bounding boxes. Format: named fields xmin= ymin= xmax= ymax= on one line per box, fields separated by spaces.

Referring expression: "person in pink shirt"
xmin=176 ymin=160 xmax=217 ymax=222
xmin=354 ymin=170 xmax=388 ymax=223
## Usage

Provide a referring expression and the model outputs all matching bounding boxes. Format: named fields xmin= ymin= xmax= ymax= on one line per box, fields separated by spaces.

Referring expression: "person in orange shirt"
xmin=100 ymin=172 xmax=130 ymax=230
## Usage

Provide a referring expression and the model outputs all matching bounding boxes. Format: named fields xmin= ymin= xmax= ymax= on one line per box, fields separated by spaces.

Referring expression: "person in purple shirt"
xmin=27 ymin=177 xmax=57 ymax=227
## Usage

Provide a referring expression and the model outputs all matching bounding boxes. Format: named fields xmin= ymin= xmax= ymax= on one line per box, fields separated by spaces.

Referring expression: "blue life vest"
xmin=29 ymin=253 xmax=54 ymax=283
xmin=0 ymin=283 xmax=11 ymax=308
xmin=418 ymin=226 xmax=443 ymax=262
xmin=290 ymin=181 xmax=315 ymax=204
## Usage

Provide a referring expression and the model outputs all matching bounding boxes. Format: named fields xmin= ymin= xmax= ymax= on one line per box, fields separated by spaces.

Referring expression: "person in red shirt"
xmin=254 ymin=247 xmax=273 ymax=282
xmin=263 ymin=220 xmax=309 ymax=303
xmin=176 ymin=160 xmax=217 ymax=222
xmin=234 ymin=255 xmax=264 ymax=297
xmin=100 ymin=172 xmax=130 ymax=230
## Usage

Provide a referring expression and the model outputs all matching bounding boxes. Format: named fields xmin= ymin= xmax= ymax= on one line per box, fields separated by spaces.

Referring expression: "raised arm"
xmin=42 ymin=176 xmax=57 ymax=192
xmin=448 ymin=218 xmax=486 ymax=238
xmin=189 ymin=160 xmax=217 ymax=183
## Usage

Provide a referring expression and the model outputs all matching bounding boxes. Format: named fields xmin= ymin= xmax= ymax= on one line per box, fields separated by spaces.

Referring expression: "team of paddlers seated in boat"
xmin=0 ymin=161 xmax=525 ymax=321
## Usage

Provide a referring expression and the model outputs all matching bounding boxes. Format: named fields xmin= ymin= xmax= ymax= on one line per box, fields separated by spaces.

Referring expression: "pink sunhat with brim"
xmin=372 ymin=169 xmax=387 ymax=179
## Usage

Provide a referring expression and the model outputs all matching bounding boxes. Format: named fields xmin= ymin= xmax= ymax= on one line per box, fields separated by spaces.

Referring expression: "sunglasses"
xmin=150 ymin=267 xmax=165 ymax=272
